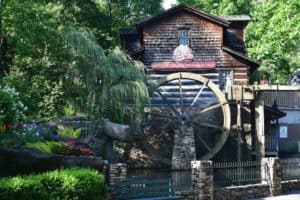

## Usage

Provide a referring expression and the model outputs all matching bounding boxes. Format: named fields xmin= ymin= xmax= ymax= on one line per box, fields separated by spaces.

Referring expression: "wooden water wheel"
xmin=144 ymin=72 xmax=231 ymax=163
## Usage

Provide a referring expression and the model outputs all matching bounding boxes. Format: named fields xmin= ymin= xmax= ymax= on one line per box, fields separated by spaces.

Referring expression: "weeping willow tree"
xmin=64 ymin=27 xmax=149 ymax=128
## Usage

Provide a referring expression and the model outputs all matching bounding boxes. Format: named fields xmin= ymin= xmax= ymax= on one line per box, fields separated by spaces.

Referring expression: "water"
xmin=127 ymin=169 xmax=192 ymax=192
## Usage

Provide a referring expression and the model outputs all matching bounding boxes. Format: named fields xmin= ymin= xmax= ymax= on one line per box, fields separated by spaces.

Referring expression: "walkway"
xmin=248 ymin=190 xmax=300 ymax=200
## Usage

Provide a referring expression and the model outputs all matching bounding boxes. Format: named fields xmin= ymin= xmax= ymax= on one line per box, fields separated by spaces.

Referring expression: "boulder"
xmin=0 ymin=147 xmax=106 ymax=178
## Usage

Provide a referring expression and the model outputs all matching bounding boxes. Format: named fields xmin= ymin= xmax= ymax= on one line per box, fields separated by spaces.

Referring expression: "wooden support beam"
xmin=255 ymin=95 xmax=265 ymax=159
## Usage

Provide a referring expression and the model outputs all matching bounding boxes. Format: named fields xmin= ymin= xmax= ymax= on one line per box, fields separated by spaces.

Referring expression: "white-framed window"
xmin=219 ymin=69 xmax=233 ymax=90
xmin=178 ymin=29 xmax=189 ymax=46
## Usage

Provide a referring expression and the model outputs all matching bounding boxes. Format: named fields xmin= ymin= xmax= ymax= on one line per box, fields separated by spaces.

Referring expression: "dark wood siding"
xmin=143 ymin=11 xmax=247 ymax=70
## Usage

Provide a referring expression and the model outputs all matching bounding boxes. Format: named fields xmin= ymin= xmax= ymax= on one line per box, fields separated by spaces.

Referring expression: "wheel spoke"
xmin=200 ymin=102 xmax=225 ymax=114
xmin=198 ymin=135 xmax=212 ymax=152
xmin=149 ymin=113 xmax=177 ymax=120
xmin=156 ymin=90 xmax=179 ymax=116
xmin=190 ymin=80 xmax=208 ymax=108
xmin=178 ymin=73 xmax=184 ymax=113
xmin=193 ymin=121 xmax=224 ymax=131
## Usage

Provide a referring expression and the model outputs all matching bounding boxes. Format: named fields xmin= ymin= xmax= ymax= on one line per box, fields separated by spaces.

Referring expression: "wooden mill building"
xmin=118 ymin=5 xmax=295 ymax=164
xmin=120 ymin=5 xmax=259 ymax=88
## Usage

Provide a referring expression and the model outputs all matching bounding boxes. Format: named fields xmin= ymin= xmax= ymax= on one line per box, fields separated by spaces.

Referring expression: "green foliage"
xmin=0 ymin=128 xmax=40 ymax=147
xmin=246 ymin=0 xmax=300 ymax=84
xmin=63 ymin=103 xmax=76 ymax=117
xmin=64 ymin=27 xmax=149 ymax=125
xmin=25 ymin=141 xmax=67 ymax=154
xmin=0 ymin=85 xmax=26 ymax=126
xmin=0 ymin=168 xmax=107 ymax=200
xmin=177 ymin=0 xmax=253 ymax=15
xmin=57 ymin=127 xmax=81 ymax=138
xmin=54 ymin=145 xmax=96 ymax=156
xmin=1 ymin=0 xmax=161 ymax=120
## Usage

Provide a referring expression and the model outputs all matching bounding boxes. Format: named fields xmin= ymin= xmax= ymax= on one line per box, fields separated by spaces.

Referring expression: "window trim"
xmin=178 ymin=28 xmax=190 ymax=46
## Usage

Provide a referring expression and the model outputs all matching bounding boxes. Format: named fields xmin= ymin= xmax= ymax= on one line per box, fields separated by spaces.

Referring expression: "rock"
xmin=0 ymin=147 xmax=106 ymax=178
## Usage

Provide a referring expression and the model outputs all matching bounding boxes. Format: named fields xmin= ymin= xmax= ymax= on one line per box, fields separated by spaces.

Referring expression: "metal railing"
xmin=213 ymin=160 xmax=263 ymax=188
xmin=114 ymin=178 xmax=180 ymax=200
xmin=265 ymin=136 xmax=278 ymax=152
xmin=281 ymin=158 xmax=300 ymax=181
xmin=279 ymin=140 xmax=300 ymax=154
xmin=127 ymin=169 xmax=191 ymax=192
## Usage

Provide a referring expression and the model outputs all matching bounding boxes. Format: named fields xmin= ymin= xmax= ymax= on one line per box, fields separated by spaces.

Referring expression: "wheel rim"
xmin=145 ymin=72 xmax=231 ymax=161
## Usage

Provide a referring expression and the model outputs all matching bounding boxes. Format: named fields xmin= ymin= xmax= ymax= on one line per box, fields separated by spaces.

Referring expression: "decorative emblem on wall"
xmin=172 ymin=45 xmax=194 ymax=62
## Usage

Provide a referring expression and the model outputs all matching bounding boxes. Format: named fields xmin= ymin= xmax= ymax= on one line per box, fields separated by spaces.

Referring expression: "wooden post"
xmin=255 ymin=93 xmax=265 ymax=159
xmin=237 ymin=101 xmax=242 ymax=162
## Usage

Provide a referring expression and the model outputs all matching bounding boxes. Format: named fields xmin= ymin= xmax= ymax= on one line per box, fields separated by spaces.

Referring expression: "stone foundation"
xmin=172 ymin=122 xmax=196 ymax=170
xmin=261 ymin=157 xmax=282 ymax=196
xmin=192 ymin=160 xmax=213 ymax=200
xmin=282 ymin=180 xmax=300 ymax=193
xmin=214 ymin=184 xmax=270 ymax=200
xmin=107 ymin=163 xmax=127 ymax=200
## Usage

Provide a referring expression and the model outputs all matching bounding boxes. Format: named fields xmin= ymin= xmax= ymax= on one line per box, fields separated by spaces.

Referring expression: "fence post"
xmin=191 ymin=160 xmax=214 ymax=200
xmin=107 ymin=163 xmax=127 ymax=199
xmin=261 ymin=158 xmax=282 ymax=196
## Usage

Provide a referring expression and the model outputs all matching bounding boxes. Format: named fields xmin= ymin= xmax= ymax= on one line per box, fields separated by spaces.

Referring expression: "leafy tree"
xmin=64 ymin=27 xmax=149 ymax=125
xmin=246 ymin=0 xmax=300 ymax=83
xmin=177 ymin=0 xmax=253 ymax=15
xmin=0 ymin=0 xmax=161 ymax=120
xmin=102 ymin=0 xmax=163 ymax=46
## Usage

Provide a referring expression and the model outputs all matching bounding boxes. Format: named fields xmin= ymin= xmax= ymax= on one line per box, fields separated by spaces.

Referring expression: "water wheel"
xmin=144 ymin=72 xmax=231 ymax=166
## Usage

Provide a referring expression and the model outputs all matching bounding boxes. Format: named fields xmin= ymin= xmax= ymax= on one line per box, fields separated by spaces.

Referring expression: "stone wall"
xmin=191 ymin=160 xmax=214 ymax=200
xmin=282 ymin=180 xmax=300 ymax=193
xmin=107 ymin=159 xmax=300 ymax=200
xmin=214 ymin=184 xmax=270 ymax=200
xmin=261 ymin=157 xmax=282 ymax=196
xmin=172 ymin=123 xmax=196 ymax=170
xmin=107 ymin=163 xmax=127 ymax=200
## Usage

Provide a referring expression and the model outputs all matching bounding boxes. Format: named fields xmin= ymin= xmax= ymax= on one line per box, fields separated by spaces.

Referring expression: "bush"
xmin=0 ymin=85 xmax=26 ymax=128
xmin=55 ymin=145 xmax=96 ymax=156
xmin=57 ymin=127 xmax=81 ymax=139
xmin=0 ymin=128 xmax=40 ymax=147
xmin=25 ymin=141 xmax=67 ymax=154
xmin=0 ymin=168 xmax=107 ymax=200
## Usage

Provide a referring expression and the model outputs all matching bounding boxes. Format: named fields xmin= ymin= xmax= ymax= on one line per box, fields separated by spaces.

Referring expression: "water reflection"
xmin=128 ymin=169 xmax=192 ymax=192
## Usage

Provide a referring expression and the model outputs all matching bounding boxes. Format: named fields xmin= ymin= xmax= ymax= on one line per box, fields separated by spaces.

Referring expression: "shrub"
xmin=0 ymin=127 xmax=40 ymax=147
xmin=0 ymin=85 xmax=27 ymax=128
xmin=55 ymin=145 xmax=96 ymax=156
xmin=57 ymin=127 xmax=81 ymax=139
xmin=25 ymin=141 xmax=67 ymax=154
xmin=0 ymin=168 xmax=107 ymax=200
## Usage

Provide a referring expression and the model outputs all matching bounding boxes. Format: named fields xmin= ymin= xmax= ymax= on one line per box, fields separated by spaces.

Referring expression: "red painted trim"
xmin=151 ymin=61 xmax=216 ymax=70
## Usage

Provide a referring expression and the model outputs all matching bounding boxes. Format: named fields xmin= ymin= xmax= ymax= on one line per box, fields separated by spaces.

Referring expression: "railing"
xmin=281 ymin=158 xmax=300 ymax=181
xmin=279 ymin=140 xmax=300 ymax=154
xmin=213 ymin=160 xmax=263 ymax=188
xmin=127 ymin=169 xmax=191 ymax=192
xmin=114 ymin=178 xmax=179 ymax=200
xmin=265 ymin=136 xmax=278 ymax=152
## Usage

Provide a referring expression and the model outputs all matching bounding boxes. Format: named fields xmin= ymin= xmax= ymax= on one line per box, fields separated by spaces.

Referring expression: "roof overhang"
xmin=264 ymin=105 xmax=286 ymax=121
xmin=222 ymin=46 xmax=260 ymax=73
xmin=137 ymin=5 xmax=230 ymax=29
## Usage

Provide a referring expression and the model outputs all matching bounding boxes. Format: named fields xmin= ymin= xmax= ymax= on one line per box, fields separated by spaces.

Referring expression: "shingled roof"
xmin=137 ymin=5 xmax=230 ymax=28
xmin=220 ymin=15 xmax=251 ymax=22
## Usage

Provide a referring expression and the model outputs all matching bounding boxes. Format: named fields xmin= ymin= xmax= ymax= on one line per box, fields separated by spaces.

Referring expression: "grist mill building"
xmin=119 ymin=5 xmax=292 ymax=167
